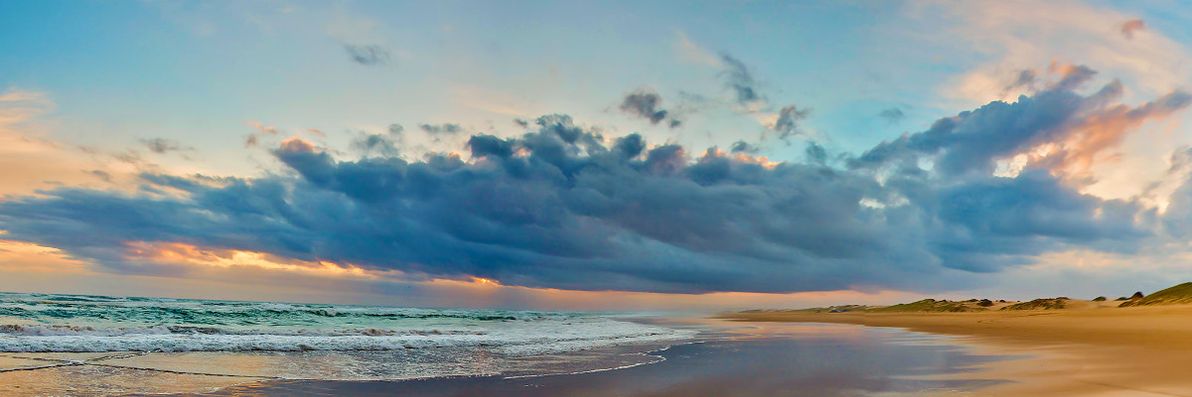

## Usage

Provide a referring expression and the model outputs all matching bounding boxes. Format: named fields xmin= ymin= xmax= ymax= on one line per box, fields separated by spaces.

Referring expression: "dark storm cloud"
xmin=719 ymin=54 xmax=764 ymax=106
xmin=344 ymin=44 xmax=390 ymax=66
xmin=0 ymin=70 xmax=1187 ymax=294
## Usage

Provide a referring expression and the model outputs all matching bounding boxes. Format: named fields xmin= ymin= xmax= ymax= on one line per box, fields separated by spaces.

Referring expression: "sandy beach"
xmin=726 ymin=302 xmax=1192 ymax=396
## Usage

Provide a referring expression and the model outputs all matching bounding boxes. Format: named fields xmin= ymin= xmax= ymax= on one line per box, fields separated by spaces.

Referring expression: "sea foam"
xmin=0 ymin=293 xmax=693 ymax=354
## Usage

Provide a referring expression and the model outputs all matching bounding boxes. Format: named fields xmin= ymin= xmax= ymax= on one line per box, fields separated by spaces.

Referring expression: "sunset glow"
xmin=3 ymin=0 xmax=1192 ymax=310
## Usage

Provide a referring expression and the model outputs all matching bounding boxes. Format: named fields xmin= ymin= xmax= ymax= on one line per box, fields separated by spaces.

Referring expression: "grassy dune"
xmin=1118 ymin=282 xmax=1192 ymax=307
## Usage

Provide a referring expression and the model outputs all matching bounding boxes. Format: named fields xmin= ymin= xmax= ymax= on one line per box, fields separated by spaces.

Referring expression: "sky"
xmin=4 ymin=0 xmax=1192 ymax=311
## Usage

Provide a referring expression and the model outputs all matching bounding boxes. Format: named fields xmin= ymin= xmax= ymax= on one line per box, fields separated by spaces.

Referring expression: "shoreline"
xmin=3 ymin=319 xmax=1006 ymax=396
xmin=197 ymin=322 xmax=1001 ymax=397
xmin=724 ymin=304 xmax=1192 ymax=396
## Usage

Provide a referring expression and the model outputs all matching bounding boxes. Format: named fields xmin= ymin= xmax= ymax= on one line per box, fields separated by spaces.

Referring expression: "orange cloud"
xmin=1016 ymin=90 xmax=1192 ymax=186
xmin=123 ymin=241 xmax=392 ymax=280
xmin=102 ymin=240 xmax=924 ymax=310
xmin=1056 ymin=99 xmax=1187 ymax=179
xmin=0 ymin=89 xmax=154 ymax=197
xmin=0 ymin=239 xmax=89 ymax=273
xmin=0 ymin=236 xmax=934 ymax=310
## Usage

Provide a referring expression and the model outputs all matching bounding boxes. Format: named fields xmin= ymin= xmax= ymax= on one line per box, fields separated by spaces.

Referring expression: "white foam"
xmin=0 ymin=318 xmax=694 ymax=354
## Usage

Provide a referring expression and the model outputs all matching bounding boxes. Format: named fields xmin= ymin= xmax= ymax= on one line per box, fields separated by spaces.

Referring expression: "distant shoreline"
xmin=724 ymin=303 xmax=1192 ymax=396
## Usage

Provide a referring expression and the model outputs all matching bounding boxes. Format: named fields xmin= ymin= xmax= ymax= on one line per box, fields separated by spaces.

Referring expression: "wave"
xmin=0 ymin=298 xmax=554 ymax=324
xmin=0 ymin=327 xmax=690 ymax=354
xmin=0 ymin=323 xmax=491 ymax=337
xmin=0 ymin=292 xmax=695 ymax=355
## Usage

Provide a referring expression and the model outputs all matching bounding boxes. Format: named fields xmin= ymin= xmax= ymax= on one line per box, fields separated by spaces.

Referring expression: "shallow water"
xmin=0 ymin=292 xmax=690 ymax=356
xmin=197 ymin=322 xmax=1008 ymax=397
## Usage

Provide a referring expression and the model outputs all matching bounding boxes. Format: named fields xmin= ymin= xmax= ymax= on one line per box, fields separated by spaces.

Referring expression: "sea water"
xmin=0 ymin=292 xmax=694 ymax=381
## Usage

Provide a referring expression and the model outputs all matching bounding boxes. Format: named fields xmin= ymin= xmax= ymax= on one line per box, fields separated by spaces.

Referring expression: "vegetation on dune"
xmin=868 ymin=299 xmax=987 ymax=313
xmin=1120 ymin=283 xmax=1192 ymax=307
xmin=800 ymin=305 xmax=872 ymax=313
xmin=752 ymin=282 xmax=1192 ymax=315
xmin=1001 ymin=298 xmax=1069 ymax=311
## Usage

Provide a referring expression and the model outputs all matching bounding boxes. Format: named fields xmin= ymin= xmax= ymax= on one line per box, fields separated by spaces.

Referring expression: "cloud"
xmin=712 ymin=54 xmax=810 ymax=136
xmin=244 ymin=121 xmax=282 ymax=148
xmin=878 ymin=108 xmax=906 ymax=124
xmin=387 ymin=123 xmax=404 ymax=135
xmin=719 ymin=54 xmax=764 ymax=106
xmin=350 ymin=133 xmax=399 ymax=157
xmin=1004 ymin=69 xmax=1038 ymax=94
xmin=139 ymin=138 xmax=191 ymax=154
xmin=772 ymin=105 xmax=810 ymax=140
xmin=0 ymin=88 xmax=110 ymax=196
xmin=932 ymin=2 xmax=1192 ymax=104
xmin=346 ymin=123 xmax=405 ymax=157
xmin=619 ymin=89 xmax=680 ymax=127
xmin=853 ymin=66 xmax=1190 ymax=182
xmin=729 ymin=141 xmax=759 ymax=154
xmin=804 ymin=142 xmax=828 ymax=164
xmin=1120 ymin=18 xmax=1146 ymax=40
xmin=343 ymin=44 xmax=390 ymax=66
xmin=419 ymin=123 xmax=464 ymax=135
xmin=2 ymin=74 xmax=1183 ymax=295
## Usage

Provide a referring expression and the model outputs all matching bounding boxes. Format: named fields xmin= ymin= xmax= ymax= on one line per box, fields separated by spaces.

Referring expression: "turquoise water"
xmin=0 ymin=292 xmax=692 ymax=354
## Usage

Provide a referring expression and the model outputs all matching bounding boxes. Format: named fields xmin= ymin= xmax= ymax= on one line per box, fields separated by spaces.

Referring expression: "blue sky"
xmin=1 ymin=1 xmax=945 ymax=163
xmin=3 ymin=1 xmax=1192 ymax=309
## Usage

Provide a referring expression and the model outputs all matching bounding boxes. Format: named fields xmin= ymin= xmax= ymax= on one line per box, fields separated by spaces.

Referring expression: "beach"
xmin=0 ymin=293 xmax=1012 ymax=397
xmin=727 ymin=303 xmax=1192 ymax=396
xmin=161 ymin=321 xmax=1005 ymax=397
xmin=9 ymin=292 xmax=1192 ymax=396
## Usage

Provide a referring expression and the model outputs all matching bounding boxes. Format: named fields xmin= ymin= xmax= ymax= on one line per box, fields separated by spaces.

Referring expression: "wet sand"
xmin=727 ymin=304 xmax=1192 ymax=396
xmin=18 ymin=316 xmax=1155 ymax=396
xmin=0 ymin=352 xmax=265 ymax=396
xmin=170 ymin=323 xmax=1006 ymax=397
xmin=0 ymin=321 xmax=1014 ymax=396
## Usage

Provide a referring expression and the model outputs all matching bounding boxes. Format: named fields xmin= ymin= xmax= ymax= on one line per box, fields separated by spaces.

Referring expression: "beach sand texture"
xmin=727 ymin=298 xmax=1192 ymax=396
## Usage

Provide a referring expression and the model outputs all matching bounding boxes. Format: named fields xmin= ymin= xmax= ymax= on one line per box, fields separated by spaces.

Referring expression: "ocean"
xmin=0 ymin=292 xmax=695 ymax=381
